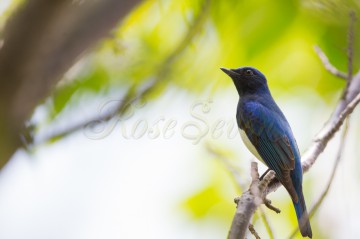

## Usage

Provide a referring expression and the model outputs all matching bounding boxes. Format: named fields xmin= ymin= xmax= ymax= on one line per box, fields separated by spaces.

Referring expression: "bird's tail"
xmin=293 ymin=187 xmax=312 ymax=238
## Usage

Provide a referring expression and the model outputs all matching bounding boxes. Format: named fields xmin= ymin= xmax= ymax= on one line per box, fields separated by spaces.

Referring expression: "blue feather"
xmin=222 ymin=66 xmax=313 ymax=238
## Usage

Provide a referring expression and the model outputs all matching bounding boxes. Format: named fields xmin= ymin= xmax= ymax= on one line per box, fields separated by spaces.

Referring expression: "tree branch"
xmin=228 ymin=12 xmax=360 ymax=238
xmin=346 ymin=11 xmax=356 ymax=82
xmin=206 ymin=142 xmax=247 ymax=189
xmin=34 ymin=0 xmax=211 ymax=146
xmin=249 ymin=224 xmax=261 ymax=239
xmin=208 ymin=143 xmax=277 ymax=238
xmin=288 ymin=118 xmax=350 ymax=238
xmin=300 ymin=92 xmax=359 ymax=172
xmin=0 ymin=0 xmax=142 ymax=167
xmin=229 ymin=70 xmax=360 ymax=239
xmin=314 ymin=46 xmax=347 ymax=80
xmin=258 ymin=207 xmax=275 ymax=239
xmin=228 ymin=162 xmax=275 ymax=239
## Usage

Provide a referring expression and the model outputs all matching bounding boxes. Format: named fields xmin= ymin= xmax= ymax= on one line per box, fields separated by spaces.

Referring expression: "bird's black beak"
xmin=220 ymin=67 xmax=238 ymax=77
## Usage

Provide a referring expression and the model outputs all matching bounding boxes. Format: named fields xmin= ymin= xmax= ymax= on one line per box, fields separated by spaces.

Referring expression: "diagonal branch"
xmin=207 ymin=142 xmax=276 ymax=239
xmin=0 ymin=0 xmax=143 ymax=167
xmin=34 ymin=0 xmax=211 ymax=146
xmin=288 ymin=118 xmax=350 ymax=238
xmin=346 ymin=11 xmax=356 ymax=82
xmin=314 ymin=46 xmax=347 ymax=80
xmin=301 ymin=93 xmax=359 ymax=172
xmin=229 ymin=91 xmax=360 ymax=239
xmin=266 ymin=84 xmax=360 ymax=200
xmin=249 ymin=224 xmax=261 ymax=239
xmin=258 ymin=207 xmax=275 ymax=239
xmin=228 ymin=11 xmax=360 ymax=239
xmin=228 ymin=162 xmax=275 ymax=239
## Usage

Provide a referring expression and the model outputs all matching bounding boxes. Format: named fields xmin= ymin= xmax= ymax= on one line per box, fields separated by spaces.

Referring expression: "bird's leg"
xmin=258 ymin=168 xmax=281 ymax=213
xmin=259 ymin=168 xmax=271 ymax=181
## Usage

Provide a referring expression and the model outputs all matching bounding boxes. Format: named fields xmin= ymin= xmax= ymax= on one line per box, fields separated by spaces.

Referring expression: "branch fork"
xmin=228 ymin=11 xmax=359 ymax=239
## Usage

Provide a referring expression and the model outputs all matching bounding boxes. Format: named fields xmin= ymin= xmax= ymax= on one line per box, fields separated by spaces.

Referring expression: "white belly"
xmin=239 ymin=128 xmax=263 ymax=163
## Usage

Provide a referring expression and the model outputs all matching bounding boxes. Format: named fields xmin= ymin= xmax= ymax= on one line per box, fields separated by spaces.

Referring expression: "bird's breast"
xmin=239 ymin=128 xmax=264 ymax=164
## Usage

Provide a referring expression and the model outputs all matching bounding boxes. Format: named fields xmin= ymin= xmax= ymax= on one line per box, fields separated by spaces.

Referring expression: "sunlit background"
xmin=0 ymin=0 xmax=360 ymax=238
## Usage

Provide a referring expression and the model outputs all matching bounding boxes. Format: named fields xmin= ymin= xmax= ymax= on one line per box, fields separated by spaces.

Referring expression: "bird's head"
xmin=220 ymin=66 xmax=269 ymax=96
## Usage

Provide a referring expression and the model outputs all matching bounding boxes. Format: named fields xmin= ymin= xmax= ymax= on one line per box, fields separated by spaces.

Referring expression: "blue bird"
xmin=221 ymin=66 xmax=312 ymax=238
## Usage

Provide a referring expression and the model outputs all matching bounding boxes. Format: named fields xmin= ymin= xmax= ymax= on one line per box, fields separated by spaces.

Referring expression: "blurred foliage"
xmin=43 ymin=0 xmax=360 ymax=119
xmin=182 ymin=183 xmax=232 ymax=220
xmin=0 ymin=0 xmax=358 ymax=118
xmin=181 ymin=157 xmax=238 ymax=221
xmin=52 ymin=65 xmax=110 ymax=118
xmin=0 ymin=0 xmax=359 ymax=237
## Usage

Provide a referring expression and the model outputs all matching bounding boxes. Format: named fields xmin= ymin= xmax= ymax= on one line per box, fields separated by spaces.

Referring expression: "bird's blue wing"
xmin=238 ymin=101 xmax=295 ymax=183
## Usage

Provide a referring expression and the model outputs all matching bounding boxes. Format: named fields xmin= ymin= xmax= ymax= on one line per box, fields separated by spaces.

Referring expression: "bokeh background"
xmin=0 ymin=0 xmax=360 ymax=238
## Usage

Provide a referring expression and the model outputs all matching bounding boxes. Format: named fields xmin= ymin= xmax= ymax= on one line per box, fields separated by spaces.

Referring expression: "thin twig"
xmin=347 ymin=11 xmax=356 ymax=82
xmin=302 ymin=92 xmax=360 ymax=172
xmin=228 ymin=163 xmax=275 ymax=239
xmin=301 ymin=11 xmax=355 ymax=172
xmin=208 ymin=142 xmax=277 ymax=237
xmin=0 ymin=0 xmax=143 ymax=166
xmin=314 ymin=46 xmax=347 ymax=80
xmin=228 ymin=12 xmax=360 ymax=237
xmin=228 ymin=163 xmax=259 ymax=239
xmin=33 ymin=0 xmax=211 ymax=145
xmin=263 ymin=198 xmax=281 ymax=214
xmin=258 ymin=207 xmax=275 ymax=239
xmin=206 ymin=142 xmax=247 ymax=189
xmin=208 ymin=143 xmax=274 ymax=237
xmin=249 ymin=224 xmax=261 ymax=239
xmin=332 ymin=12 xmax=359 ymax=118
xmin=300 ymin=15 xmax=358 ymax=233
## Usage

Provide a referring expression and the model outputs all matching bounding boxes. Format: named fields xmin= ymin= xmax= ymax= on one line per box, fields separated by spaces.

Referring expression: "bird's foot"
xmin=259 ymin=168 xmax=271 ymax=181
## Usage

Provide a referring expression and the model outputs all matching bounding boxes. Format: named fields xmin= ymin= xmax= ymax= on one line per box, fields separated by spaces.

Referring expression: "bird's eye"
xmin=245 ymin=69 xmax=253 ymax=75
